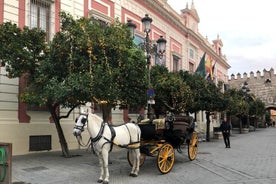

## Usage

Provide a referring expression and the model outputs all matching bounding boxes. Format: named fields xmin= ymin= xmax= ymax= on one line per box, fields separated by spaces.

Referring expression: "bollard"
xmin=0 ymin=147 xmax=7 ymax=182
xmin=0 ymin=143 xmax=12 ymax=184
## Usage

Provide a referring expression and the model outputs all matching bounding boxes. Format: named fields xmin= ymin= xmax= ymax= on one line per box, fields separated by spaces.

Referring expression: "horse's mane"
xmin=88 ymin=113 xmax=103 ymax=123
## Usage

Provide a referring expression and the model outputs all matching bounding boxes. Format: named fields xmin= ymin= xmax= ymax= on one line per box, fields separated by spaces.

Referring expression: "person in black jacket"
xmin=220 ymin=117 xmax=231 ymax=148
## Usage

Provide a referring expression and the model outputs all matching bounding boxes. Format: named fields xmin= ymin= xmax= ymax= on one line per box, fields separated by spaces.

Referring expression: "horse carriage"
xmin=73 ymin=111 xmax=198 ymax=184
xmin=127 ymin=112 xmax=198 ymax=174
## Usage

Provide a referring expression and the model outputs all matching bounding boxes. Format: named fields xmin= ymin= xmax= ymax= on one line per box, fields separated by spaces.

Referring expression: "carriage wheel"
xmin=157 ymin=143 xmax=175 ymax=174
xmin=188 ymin=132 xmax=198 ymax=161
xmin=127 ymin=151 xmax=146 ymax=167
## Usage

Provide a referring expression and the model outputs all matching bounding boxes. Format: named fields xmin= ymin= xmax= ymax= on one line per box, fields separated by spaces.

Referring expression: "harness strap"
xmin=113 ymin=124 xmax=141 ymax=149
xmin=95 ymin=123 xmax=141 ymax=152
xmin=103 ymin=125 xmax=116 ymax=152
xmin=91 ymin=122 xmax=105 ymax=142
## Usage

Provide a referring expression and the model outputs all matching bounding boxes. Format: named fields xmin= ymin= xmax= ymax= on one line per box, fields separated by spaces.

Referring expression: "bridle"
xmin=73 ymin=114 xmax=88 ymax=134
xmin=74 ymin=114 xmax=92 ymax=148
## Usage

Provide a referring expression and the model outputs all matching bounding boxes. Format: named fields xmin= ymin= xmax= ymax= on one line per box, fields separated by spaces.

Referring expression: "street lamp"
xmin=126 ymin=20 xmax=136 ymax=39
xmin=127 ymin=14 xmax=166 ymax=119
xmin=156 ymin=36 xmax=167 ymax=59
xmin=141 ymin=14 xmax=153 ymax=66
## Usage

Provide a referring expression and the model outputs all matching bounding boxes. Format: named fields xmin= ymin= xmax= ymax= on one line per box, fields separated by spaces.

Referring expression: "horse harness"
xmin=78 ymin=115 xmax=140 ymax=152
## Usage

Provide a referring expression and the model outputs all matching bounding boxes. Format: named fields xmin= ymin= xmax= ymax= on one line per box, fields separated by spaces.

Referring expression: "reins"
xmin=75 ymin=135 xmax=91 ymax=147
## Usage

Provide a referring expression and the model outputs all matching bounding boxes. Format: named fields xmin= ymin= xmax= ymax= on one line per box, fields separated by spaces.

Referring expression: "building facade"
xmin=0 ymin=0 xmax=230 ymax=155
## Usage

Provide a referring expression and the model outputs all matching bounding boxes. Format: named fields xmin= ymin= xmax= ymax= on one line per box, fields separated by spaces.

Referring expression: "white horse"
xmin=73 ymin=113 xmax=141 ymax=184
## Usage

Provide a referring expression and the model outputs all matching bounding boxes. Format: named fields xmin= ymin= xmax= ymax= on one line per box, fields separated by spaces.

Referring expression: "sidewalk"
xmin=10 ymin=127 xmax=276 ymax=184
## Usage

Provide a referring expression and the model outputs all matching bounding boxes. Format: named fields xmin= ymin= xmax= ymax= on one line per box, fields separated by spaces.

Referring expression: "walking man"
xmin=220 ymin=117 xmax=231 ymax=148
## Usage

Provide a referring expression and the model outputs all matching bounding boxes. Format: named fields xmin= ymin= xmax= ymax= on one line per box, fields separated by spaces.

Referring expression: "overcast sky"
xmin=167 ymin=0 xmax=276 ymax=77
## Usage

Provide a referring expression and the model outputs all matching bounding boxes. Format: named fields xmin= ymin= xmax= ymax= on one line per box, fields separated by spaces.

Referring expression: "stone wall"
xmin=228 ymin=68 xmax=276 ymax=107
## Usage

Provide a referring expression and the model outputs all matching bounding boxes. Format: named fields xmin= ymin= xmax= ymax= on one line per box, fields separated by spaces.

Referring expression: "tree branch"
xmin=59 ymin=103 xmax=82 ymax=120
xmin=162 ymin=100 xmax=175 ymax=112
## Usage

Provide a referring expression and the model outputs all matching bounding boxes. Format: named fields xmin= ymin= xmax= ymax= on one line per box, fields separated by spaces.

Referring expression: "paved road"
xmin=11 ymin=127 xmax=276 ymax=184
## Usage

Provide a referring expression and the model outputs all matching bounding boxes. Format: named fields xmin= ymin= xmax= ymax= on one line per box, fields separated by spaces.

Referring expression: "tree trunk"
xmin=205 ymin=111 xmax=210 ymax=142
xmin=48 ymin=105 xmax=71 ymax=157
xmin=101 ymin=103 xmax=112 ymax=123
xmin=239 ymin=117 xmax=242 ymax=134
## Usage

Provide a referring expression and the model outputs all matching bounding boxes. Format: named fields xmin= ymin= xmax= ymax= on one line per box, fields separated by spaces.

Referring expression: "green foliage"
xmin=181 ymin=71 xmax=227 ymax=113
xmin=0 ymin=12 xmax=147 ymax=111
xmin=0 ymin=22 xmax=46 ymax=78
xmin=151 ymin=65 xmax=193 ymax=114
xmin=248 ymin=95 xmax=266 ymax=117
xmin=224 ymin=88 xmax=266 ymax=118
xmin=224 ymin=88 xmax=249 ymax=116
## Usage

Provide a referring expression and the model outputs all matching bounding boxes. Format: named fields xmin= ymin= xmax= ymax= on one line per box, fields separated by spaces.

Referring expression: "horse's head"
xmin=73 ymin=114 xmax=88 ymax=136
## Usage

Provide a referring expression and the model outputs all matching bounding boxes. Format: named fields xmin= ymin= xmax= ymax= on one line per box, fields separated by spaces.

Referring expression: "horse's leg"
xmin=129 ymin=149 xmax=140 ymax=177
xmin=101 ymin=146 xmax=110 ymax=184
xmin=134 ymin=148 xmax=140 ymax=175
xmin=97 ymin=152 xmax=104 ymax=183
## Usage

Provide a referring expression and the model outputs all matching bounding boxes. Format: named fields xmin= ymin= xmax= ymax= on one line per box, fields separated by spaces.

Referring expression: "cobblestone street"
xmin=12 ymin=127 xmax=276 ymax=184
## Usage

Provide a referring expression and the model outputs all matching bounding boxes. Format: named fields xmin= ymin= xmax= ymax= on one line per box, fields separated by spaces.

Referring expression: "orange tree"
xmin=249 ymin=98 xmax=265 ymax=128
xmin=225 ymin=89 xmax=265 ymax=131
xmin=150 ymin=65 xmax=193 ymax=117
xmin=181 ymin=71 xmax=228 ymax=141
xmin=224 ymin=88 xmax=249 ymax=133
xmin=0 ymin=12 xmax=147 ymax=157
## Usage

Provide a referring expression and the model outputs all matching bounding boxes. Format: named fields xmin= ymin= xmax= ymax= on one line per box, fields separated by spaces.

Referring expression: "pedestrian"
xmin=220 ymin=117 xmax=231 ymax=148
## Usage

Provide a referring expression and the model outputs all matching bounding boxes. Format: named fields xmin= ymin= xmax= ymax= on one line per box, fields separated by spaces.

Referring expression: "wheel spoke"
xmin=157 ymin=143 xmax=175 ymax=174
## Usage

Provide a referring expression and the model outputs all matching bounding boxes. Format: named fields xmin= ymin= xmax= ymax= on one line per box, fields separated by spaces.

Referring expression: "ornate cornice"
xmin=138 ymin=0 xmax=229 ymax=68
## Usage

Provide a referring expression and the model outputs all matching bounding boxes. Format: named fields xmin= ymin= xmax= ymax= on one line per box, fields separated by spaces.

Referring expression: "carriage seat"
xmin=140 ymin=118 xmax=151 ymax=124
xmin=138 ymin=118 xmax=165 ymax=140
xmin=152 ymin=119 xmax=165 ymax=130
xmin=173 ymin=116 xmax=192 ymax=136
xmin=139 ymin=118 xmax=165 ymax=130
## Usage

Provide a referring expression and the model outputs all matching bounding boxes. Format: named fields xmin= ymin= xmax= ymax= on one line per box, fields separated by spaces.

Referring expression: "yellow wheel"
xmin=127 ymin=150 xmax=146 ymax=167
xmin=188 ymin=132 xmax=198 ymax=161
xmin=157 ymin=143 xmax=175 ymax=174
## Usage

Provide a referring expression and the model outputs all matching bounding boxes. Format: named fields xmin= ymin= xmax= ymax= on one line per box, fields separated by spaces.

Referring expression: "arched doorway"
xmin=266 ymin=105 xmax=276 ymax=127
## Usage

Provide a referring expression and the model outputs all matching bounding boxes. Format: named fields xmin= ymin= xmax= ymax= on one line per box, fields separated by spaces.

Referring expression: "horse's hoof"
xmin=97 ymin=179 xmax=103 ymax=183
xmin=129 ymin=173 xmax=138 ymax=177
xmin=103 ymin=181 xmax=109 ymax=184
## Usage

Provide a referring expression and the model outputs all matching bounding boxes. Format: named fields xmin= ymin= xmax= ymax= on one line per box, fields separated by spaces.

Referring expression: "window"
xmin=189 ymin=48 xmax=194 ymax=59
xmin=30 ymin=0 xmax=51 ymax=41
xmin=133 ymin=35 xmax=144 ymax=48
xmin=91 ymin=17 xmax=109 ymax=29
xmin=173 ymin=55 xmax=179 ymax=72
xmin=189 ymin=62 xmax=194 ymax=73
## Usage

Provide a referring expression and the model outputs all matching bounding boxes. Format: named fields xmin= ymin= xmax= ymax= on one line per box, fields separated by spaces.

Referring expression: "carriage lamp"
xmin=126 ymin=20 xmax=136 ymax=39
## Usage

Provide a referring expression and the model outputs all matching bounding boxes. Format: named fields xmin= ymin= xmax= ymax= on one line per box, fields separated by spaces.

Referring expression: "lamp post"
xmin=242 ymin=82 xmax=251 ymax=129
xmin=126 ymin=20 xmax=136 ymax=39
xmin=141 ymin=14 xmax=153 ymax=91
xmin=127 ymin=14 xmax=166 ymax=119
xmin=141 ymin=14 xmax=167 ymax=119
